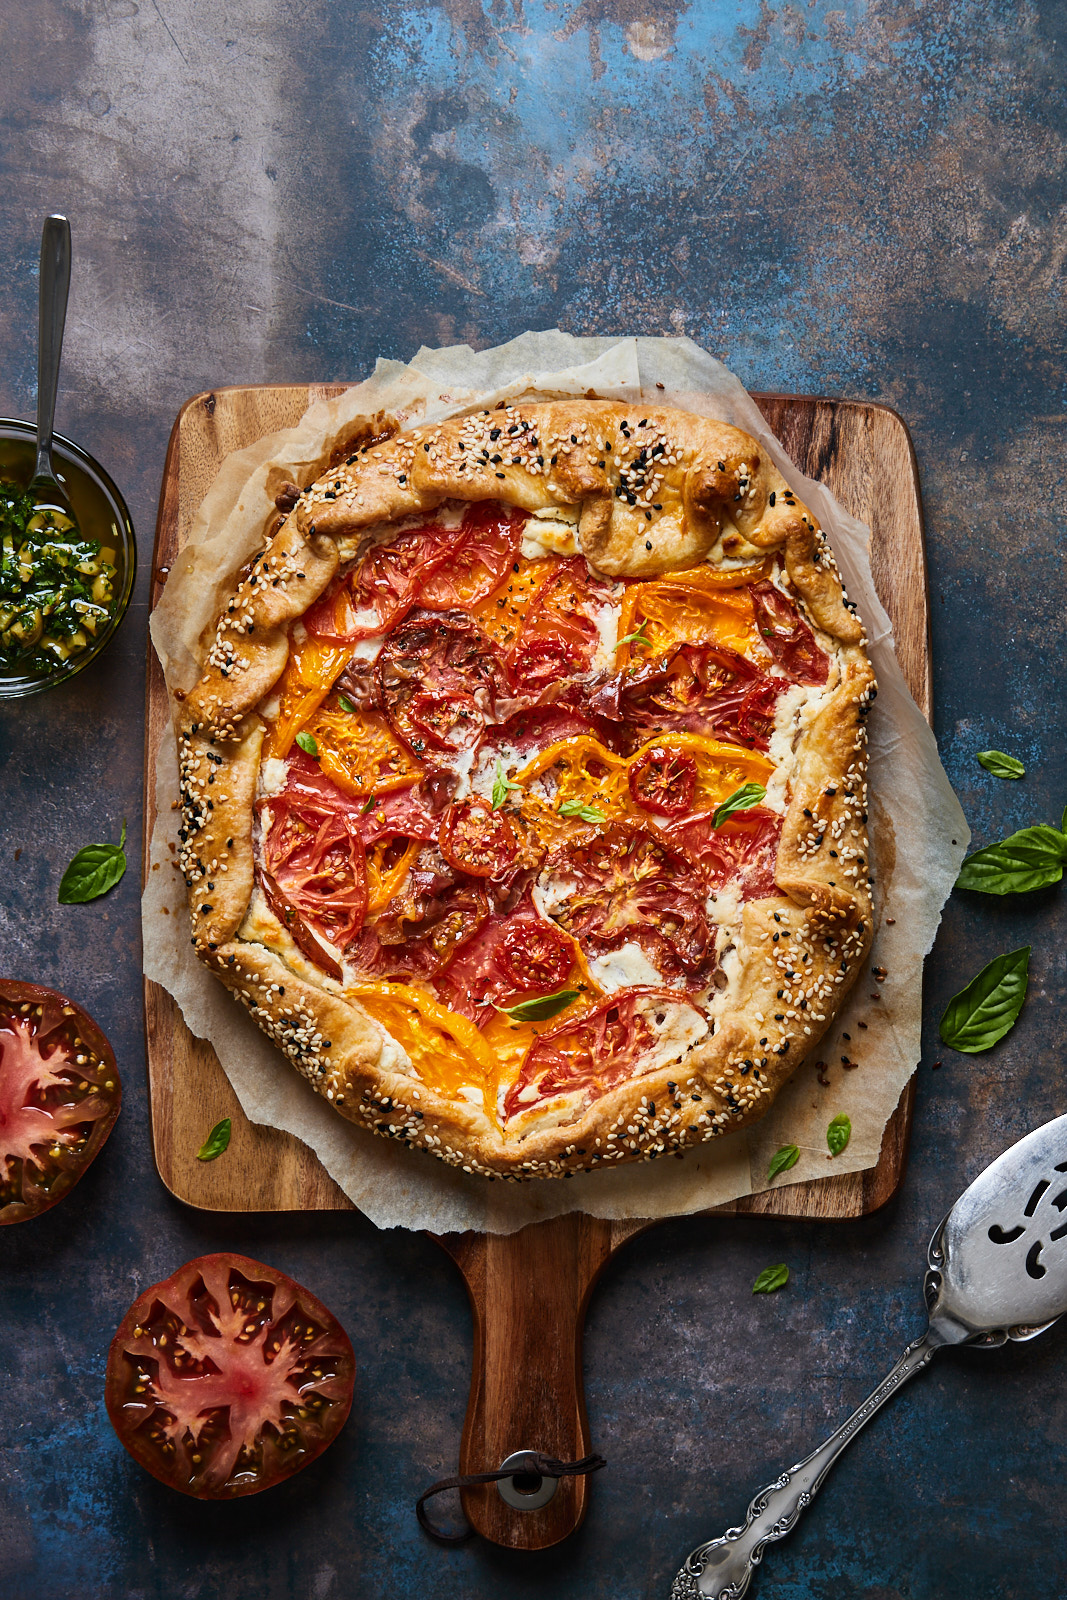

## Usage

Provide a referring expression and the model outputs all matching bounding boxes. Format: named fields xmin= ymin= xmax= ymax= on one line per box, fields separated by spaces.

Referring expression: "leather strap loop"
xmin=416 ymin=1451 xmax=607 ymax=1544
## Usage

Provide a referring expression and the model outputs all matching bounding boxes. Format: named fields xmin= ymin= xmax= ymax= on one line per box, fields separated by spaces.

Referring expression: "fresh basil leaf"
xmin=361 ymin=793 xmax=376 ymax=814
xmin=558 ymin=799 xmax=606 ymax=824
xmin=615 ymin=624 xmax=650 ymax=651
xmin=295 ymin=730 xmax=318 ymax=757
xmin=491 ymin=761 xmax=523 ymax=811
xmin=939 ymin=945 xmax=1030 ymax=1053
xmin=58 ymin=819 xmax=127 ymax=904
xmin=712 ymin=783 xmax=766 ymax=829
xmin=826 ymin=1112 xmax=852 ymax=1156
xmin=977 ymin=749 xmax=1025 ymax=780
xmin=196 ymin=1117 xmax=232 ymax=1162
xmin=955 ymin=826 xmax=1067 ymax=895
xmin=753 ymin=1263 xmax=789 ymax=1294
xmin=767 ymin=1143 xmax=801 ymax=1181
xmin=498 ymin=989 xmax=580 ymax=1023
xmin=337 ymin=694 xmax=357 ymax=715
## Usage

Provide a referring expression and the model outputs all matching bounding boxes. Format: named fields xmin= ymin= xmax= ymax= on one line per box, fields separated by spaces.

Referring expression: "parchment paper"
xmin=144 ymin=332 xmax=969 ymax=1234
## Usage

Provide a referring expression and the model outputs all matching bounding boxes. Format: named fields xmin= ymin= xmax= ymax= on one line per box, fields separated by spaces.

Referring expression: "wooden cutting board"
xmin=143 ymin=385 xmax=929 ymax=1549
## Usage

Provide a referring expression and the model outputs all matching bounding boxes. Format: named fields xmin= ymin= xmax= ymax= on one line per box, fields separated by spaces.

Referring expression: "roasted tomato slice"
xmin=503 ymin=988 xmax=706 ymax=1121
xmin=105 ymin=1253 xmax=355 ymax=1499
xmin=259 ymin=770 xmax=368 ymax=959
xmin=507 ymin=557 xmax=610 ymax=687
xmin=305 ymin=522 xmax=450 ymax=641
xmin=439 ymin=797 xmax=519 ymax=879
xmin=627 ymin=744 xmax=697 ymax=817
xmin=355 ymin=849 xmax=488 ymax=979
xmin=544 ymin=821 xmax=714 ymax=981
xmin=599 ymin=641 xmax=786 ymax=753
xmin=417 ymin=502 xmax=525 ymax=609
xmin=378 ymin=610 xmax=507 ymax=759
xmin=663 ymin=806 xmax=783 ymax=901
xmin=0 ymin=981 xmax=120 ymax=1225
xmin=751 ymin=580 xmax=828 ymax=685
xmin=497 ymin=919 xmax=573 ymax=992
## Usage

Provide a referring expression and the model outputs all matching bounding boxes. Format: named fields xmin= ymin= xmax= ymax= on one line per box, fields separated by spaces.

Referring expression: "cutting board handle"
xmin=434 ymin=1211 xmax=646 ymax=1550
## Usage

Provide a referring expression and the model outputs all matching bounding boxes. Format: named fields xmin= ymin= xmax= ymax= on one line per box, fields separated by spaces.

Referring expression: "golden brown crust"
xmin=175 ymin=399 xmax=877 ymax=1180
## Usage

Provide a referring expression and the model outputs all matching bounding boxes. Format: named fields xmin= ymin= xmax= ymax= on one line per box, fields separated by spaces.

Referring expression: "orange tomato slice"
xmin=346 ymin=981 xmax=497 ymax=1103
xmin=469 ymin=556 xmax=556 ymax=649
xmin=265 ymin=637 xmax=353 ymax=758
xmin=305 ymin=704 xmax=421 ymax=801
xmin=615 ymin=559 xmax=771 ymax=667
xmin=364 ymin=839 xmax=421 ymax=917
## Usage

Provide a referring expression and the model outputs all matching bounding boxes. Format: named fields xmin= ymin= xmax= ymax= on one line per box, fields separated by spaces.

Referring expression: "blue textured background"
xmin=2 ymin=1 xmax=1067 ymax=1594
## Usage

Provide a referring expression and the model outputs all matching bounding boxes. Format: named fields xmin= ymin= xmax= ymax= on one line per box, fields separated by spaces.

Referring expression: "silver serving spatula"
xmin=672 ymin=1112 xmax=1067 ymax=1599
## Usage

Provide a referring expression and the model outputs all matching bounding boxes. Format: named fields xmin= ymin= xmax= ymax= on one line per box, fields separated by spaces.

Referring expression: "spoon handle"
xmin=35 ymin=214 xmax=71 ymax=483
xmin=671 ymin=1331 xmax=939 ymax=1599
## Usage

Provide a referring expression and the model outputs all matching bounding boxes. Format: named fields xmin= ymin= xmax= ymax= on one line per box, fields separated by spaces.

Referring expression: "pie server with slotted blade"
xmin=671 ymin=1112 xmax=1067 ymax=1599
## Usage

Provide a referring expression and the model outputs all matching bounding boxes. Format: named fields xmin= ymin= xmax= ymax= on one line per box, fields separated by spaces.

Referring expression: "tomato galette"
xmin=175 ymin=401 xmax=875 ymax=1179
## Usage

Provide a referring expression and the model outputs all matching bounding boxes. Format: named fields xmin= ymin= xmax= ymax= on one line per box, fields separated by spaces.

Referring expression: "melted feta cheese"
xmin=258 ymin=756 xmax=289 ymax=797
xmin=589 ymin=942 xmax=669 ymax=993
xmin=521 ymin=508 xmax=579 ymax=559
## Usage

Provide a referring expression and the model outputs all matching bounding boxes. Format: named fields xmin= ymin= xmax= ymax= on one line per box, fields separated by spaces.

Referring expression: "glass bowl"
xmin=0 ymin=418 xmax=136 ymax=699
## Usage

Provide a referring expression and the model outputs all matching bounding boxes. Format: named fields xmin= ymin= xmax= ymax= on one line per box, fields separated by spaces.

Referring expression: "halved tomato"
xmin=0 ymin=981 xmax=120 ymax=1225
xmin=305 ymin=521 xmax=450 ymax=641
xmin=498 ymin=918 xmax=574 ymax=994
xmin=417 ymin=502 xmax=525 ymax=609
xmin=105 ymin=1253 xmax=355 ymax=1499
xmin=544 ymin=822 xmax=714 ymax=981
xmin=627 ymin=744 xmax=697 ymax=816
xmin=438 ymin=797 xmax=518 ymax=879
xmin=601 ymin=641 xmax=787 ymax=753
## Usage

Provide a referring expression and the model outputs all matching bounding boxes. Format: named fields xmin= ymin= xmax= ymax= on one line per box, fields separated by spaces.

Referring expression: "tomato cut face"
xmin=627 ymin=744 xmax=697 ymax=816
xmin=599 ymin=641 xmax=787 ymax=753
xmin=543 ymin=822 xmax=714 ymax=981
xmin=0 ymin=981 xmax=120 ymax=1225
xmin=105 ymin=1253 xmax=355 ymax=1499
xmin=305 ymin=522 xmax=449 ymax=641
xmin=750 ymin=580 xmax=829 ymax=685
xmin=417 ymin=502 xmax=525 ymax=610
xmin=439 ymin=797 xmax=519 ymax=879
xmin=431 ymin=900 xmax=574 ymax=1021
xmin=355 ymin=850 xmax=488 ymax=979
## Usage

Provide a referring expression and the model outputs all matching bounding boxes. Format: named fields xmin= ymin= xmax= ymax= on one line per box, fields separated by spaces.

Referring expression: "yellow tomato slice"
xmin=513 ymin=732 xmax=774 ymax=823
xmin=616 ymin=561 xmax=771 ymax=667
xmin=307 ymin=704 xmax=422 ymax=800
xmin=347 ymin=981 xmax=497 ymax=1102
xmin=365 ymin=839 xmax=421 ymax=917
xmin=470 ymin=556 xmax=556 ymax=649
xmin=265 ymin=637 xmax=353 ymax=758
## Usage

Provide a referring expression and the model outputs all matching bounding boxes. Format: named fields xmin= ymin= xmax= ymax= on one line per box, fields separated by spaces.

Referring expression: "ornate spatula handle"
xmin=671 ymin=1333 xmax=938 ymax=1599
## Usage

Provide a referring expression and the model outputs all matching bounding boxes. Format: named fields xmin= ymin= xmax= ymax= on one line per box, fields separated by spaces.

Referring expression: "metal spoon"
xmin=671 ymin=1112 xmax=1067 ymax=1599
xmin=29 ymin=214 xmax=76 ymax=523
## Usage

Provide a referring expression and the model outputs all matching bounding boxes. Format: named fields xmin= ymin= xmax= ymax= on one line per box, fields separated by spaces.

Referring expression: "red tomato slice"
xmin=417 ymin=502 xmax=524 ymax=610
xmin=481 ymin=705 xmax=598 ymax=767
xmin=354 ymin=858 xmax=488 ymax=979
xmin=544 ymin=821 xmax=714 ymax=981
xmin=498 ymin=919 xmax=573 ymax=992
xmin=105 ymin=1253 xmax=355 ymax=1499
xmin=378 ymin=610 xmax=507 ymax=759
xmin=431 ymin=902 xmax=575 ymax=1022
xmin=305 ymin=522 xmax=451 ymax=642
xmin=356 ymin=781 xmax=442 ymax=847
xmin=627 ymin=744 xmax=697 ymax=816
xmin=600 ymin=642 xmax=787 ymax=753
xmin=260 ymin=777 xmax=368 ymax=958
xmin=751 ymin=580 xmax=829 ymax=685
xmin=503 ymin=988 xmax=698 ymax=1121
xmin=0 ymin=981 xmax=120 ymax=1225
xmin=438 ymin=797 xmax=518 ymax=879
xmin=507 ymin=557 xmax=611 ymax=687
xmin=662 ymin=807 xmax=783 ymax=901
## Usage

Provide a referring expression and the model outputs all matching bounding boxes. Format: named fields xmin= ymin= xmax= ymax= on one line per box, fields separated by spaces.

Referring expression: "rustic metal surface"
xmin=1 ymin=2 xmax=1066 ymax=1596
